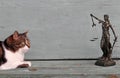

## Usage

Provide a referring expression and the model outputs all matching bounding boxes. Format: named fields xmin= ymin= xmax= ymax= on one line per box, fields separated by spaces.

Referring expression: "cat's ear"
xmin=13 ymin=31 xmax=19 ymax=40
xmin=24 ymin=31 xmax=28 ymax=36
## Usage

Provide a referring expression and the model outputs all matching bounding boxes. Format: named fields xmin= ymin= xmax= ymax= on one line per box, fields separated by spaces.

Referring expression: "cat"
xmin=0 ymin=31 xmax=31 ymax=70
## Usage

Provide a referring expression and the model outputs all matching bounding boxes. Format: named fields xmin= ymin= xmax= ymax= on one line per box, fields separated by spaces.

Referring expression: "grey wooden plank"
xmin=0 ymin=74 xmax=119 ymax=78
xmin=0 ymin=60 xmax=120 ymax=78
xmin=0 ymin=0 xmax=120 ymax=59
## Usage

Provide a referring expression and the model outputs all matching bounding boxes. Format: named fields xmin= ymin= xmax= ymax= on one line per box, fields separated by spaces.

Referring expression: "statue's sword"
xmin=111 ymin=37 xmax=117 ymax=51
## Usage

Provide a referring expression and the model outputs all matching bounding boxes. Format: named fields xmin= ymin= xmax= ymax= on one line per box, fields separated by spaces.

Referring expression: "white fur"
xmin=0 ymin=43 xmax=31 ymax=70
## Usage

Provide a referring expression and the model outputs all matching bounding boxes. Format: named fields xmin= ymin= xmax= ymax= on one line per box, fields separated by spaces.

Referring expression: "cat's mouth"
xmin=22 ymin=45 xmax=30 ymax=53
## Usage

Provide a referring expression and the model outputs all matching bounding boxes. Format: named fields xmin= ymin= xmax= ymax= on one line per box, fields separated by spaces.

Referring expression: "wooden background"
xmin=0 ymin=0 xmax=120 ymax=60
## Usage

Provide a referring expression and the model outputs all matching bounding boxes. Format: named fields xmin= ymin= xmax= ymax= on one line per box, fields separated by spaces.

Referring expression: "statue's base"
xmin=95 ymin=58 xmax=116 ymax=67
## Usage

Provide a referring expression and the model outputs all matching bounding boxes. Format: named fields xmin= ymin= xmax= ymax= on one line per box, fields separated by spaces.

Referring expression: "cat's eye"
xmin=21 ymin=42 xmax=25 ymax=45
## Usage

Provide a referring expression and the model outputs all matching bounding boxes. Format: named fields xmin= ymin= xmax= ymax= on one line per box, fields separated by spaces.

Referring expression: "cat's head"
xmin=4 ymin=31 xmax=30 ymax=52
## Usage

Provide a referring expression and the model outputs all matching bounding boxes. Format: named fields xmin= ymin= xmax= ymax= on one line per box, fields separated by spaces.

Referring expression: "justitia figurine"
xmin=90 ymin=14 xmax=117 ymax=66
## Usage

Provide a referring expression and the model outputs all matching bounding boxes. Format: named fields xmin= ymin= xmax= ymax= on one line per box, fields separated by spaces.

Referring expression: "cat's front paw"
xmin=17 ymin=64 xmax=29 ymax=68
xmin=24 ymin=61 xmax=31 ymax=67
xmin=17 ymin=61 xmax=31 ymax=68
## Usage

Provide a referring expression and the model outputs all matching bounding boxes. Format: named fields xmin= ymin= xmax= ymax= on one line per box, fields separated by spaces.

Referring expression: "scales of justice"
xmin=90 ymin=14 xmax=117 ymax=66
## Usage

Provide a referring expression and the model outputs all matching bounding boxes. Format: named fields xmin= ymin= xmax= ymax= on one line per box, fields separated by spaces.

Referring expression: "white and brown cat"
xmin=0 ymin=31 xmax=31 ymax=70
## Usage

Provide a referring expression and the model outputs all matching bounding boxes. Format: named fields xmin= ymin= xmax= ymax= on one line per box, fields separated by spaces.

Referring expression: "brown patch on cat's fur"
xmin=4 ymin=31 xmax=30 ymax=52
xmin=0 ymin=41 xmax=7 ymax=65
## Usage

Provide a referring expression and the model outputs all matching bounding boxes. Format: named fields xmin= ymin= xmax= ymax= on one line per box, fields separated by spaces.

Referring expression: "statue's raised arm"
xmin=90 ymin=14 xmax=104 ymax=27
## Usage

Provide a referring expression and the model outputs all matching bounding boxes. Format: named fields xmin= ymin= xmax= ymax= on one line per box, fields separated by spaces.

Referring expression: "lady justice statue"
xmin=90 ymin=14 xmax=117 ymax=66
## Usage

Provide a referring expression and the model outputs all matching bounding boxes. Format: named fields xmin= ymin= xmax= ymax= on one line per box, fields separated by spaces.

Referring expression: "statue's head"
xmin=104 ymin=14 xmax=109 ymax=21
